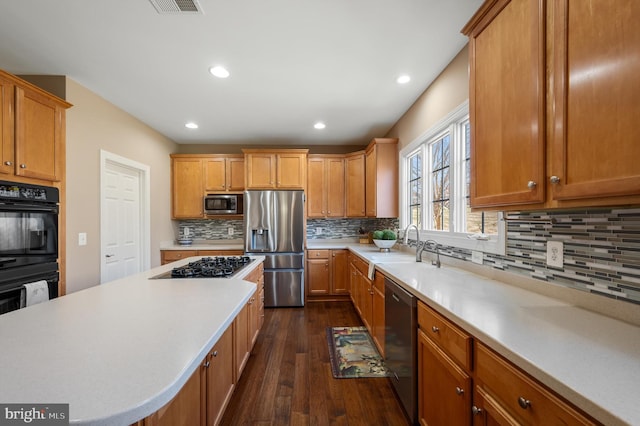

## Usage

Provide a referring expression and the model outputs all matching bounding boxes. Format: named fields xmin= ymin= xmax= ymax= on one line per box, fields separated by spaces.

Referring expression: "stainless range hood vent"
xmin=148 ymin=0 xmax=203 ymax=14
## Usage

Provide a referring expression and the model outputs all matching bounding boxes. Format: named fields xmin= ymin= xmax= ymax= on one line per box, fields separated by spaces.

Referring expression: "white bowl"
xmin=372 ymin=239 xmax=397 ymax=251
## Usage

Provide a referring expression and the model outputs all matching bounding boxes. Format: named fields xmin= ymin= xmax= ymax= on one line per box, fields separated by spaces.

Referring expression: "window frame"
xmin=398 ymin=100 xmax=506 ymax=255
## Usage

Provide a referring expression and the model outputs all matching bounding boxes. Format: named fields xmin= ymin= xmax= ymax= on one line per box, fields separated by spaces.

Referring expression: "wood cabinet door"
xmin=472 ymin=386 xmax=520 ymax=426
xmin=307 ymin=258 xmax=330 ymax=296
xmin=326 ymin=157 xmax=345 ymax=217
xmin=248 ymin=292 xmax=260 ymax=349
xmin=345 ymin=153 xmax=365 ymax=217
xmin=331 ymin=250 xmax=349 ymax=294
xmin=466 ymin=0 xmax=545 ymax=208
xmin=0 ymin=76 xmax=13 ymax=176
xmin=204 ymin=158 xmax=226 ymax=192
xmin=550 ymin=0 xmax=640 ymax=202
xmin=360 ymin=273 xmax=373 ymax=332
xmin=306 ymin=157 xmax=326 ymax=217
xmin=276 ymin=153 xmax=306 ymax=189
xmin=14 ymin=86 xmax=64 ymax=182
xmin=371 ymin=277 xmax=385 ymax=357
xmin=349 ymin=262 xmax=359 ymax=310
xmin=245 ymin=153 xmax=276 ymax=188
xmin=207 ymin=326 xmax=234 ymax=426
xmin=418 ymin=329 xmax=471 ymax=426
xmin=226 ymin=157 xmax=245 ymax=191
xmin=148 ymin=366 xmax=205 ymax=426
xmin=172 ymin=158 xmax=204 ymax=218
xmin=365 ymin=146 xmax=376 ymax=217
xmin=233 ymin=302 xmax=251 ymax=381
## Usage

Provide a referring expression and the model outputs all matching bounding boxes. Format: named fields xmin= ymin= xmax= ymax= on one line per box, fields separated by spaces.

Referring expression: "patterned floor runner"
xmin=326 ymin=326 xmax=391 ymax=378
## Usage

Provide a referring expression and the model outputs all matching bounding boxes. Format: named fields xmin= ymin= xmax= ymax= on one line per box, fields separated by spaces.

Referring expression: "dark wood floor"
xmin=220 ymin=301 xmax=410 ymax=426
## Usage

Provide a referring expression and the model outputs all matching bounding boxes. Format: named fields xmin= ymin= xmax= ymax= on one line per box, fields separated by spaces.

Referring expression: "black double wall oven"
xmin=0 ymin=180 xmax=59 ymax=315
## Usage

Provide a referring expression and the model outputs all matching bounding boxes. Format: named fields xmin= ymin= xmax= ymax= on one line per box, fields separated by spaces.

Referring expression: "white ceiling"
xmin=0 ymin=0 xmax=482 ymax=146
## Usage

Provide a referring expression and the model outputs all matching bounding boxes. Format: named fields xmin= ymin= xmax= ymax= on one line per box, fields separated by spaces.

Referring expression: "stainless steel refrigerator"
xmin=244 ymin=190 xmax=305 ymax=307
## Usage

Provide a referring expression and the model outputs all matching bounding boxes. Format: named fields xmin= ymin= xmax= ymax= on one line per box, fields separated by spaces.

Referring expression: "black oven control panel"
xmin=0 ymin=181 xmax=59 ymax=203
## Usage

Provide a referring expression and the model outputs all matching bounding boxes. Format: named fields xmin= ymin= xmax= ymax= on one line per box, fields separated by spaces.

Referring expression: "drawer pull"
xmin=212 ymin=350 xmax=218 ymax=357
xmin=455 ymin=387 xmax=464 ymax=395
xmin=431 ymin=326 xmax=439 ymax=333
xmin=203 ymin=361 xmax=210 ymax=368
xmin=471 ymin=406 xmax=482 ymax=415
xmin=517 ymin=397 xmax=531 ymax=409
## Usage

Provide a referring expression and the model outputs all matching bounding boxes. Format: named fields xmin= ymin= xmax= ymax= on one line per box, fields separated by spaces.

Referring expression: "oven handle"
xmin=0 ymin=202 xmax=58 ymax=213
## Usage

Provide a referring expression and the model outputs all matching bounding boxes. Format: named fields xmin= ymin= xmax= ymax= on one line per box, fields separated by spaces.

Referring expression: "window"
xmin=399 ymin=101 xmax=505 ymax=255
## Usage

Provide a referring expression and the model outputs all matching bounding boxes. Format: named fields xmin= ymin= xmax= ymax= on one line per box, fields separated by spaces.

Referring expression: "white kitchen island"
xmin=0 ymin=257 xmax=263 ymax=425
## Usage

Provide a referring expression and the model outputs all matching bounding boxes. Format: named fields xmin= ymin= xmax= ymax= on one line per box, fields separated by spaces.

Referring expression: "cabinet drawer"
xmin=351 ymin=255 xmax=369 ymax=276
xmin=417 ymin=301 xmax=472 ymax=370
xmin=307 ymin=249 xmax=329 ymax=259
xmin=162 ymin=250 xmax=197 ymax=263
xmin=475 ymin=343 xmax=596 ymax=425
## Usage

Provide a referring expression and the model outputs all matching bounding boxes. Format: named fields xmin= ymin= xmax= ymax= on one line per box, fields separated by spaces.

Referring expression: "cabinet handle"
xmin=327 ymin=210 xmax=331 ymax=214
xmin=517 ymin=397 xmax=531 ymax=409
xmin=527 ymin=181 xmax=537 ymax=189
xmin=20 ymin=164 xmax=26 ymax=169
xmin=431 ymin=326 xmax=439 ymax=333
xmin=550 ymin=176 xmax=560 ymax=184
xmin=203 ymin=361 xmax=210 ymax=368
xmin=455 ymin=387 xmax=464 ymax=395
xmin=471 ymin=406 xmax=482 ymax=415
xmin=3 ymin=161 xmax=11 ymax=166
xmin=212 ymin=350 xmax=218 ymax=357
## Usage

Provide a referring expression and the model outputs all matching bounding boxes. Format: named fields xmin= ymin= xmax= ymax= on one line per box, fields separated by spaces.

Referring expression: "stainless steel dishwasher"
xmin=385 ymin=277 xmax=417 ymax=425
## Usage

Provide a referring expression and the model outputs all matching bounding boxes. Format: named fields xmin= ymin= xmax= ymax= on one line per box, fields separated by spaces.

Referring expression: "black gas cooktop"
xmin=151 ymin=256 xmax=254 ymax=279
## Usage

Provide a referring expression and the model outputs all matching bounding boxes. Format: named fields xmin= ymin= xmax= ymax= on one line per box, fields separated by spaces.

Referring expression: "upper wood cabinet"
xmin=171 ymin=154 xmax=245 ymax=219
xmin=243 ymin=149 xmax=308 ymax=189
xmin=307 ymin=155 xmax=345 ymax=218
xmin=345 ymin=151 xmax=366 ymax=217
xmin=0 ymin=70 xmax=71 ymax=183
xmin=463 ymin=0 xmax=546 ymax=208
xmin=463 ymin=0 xmax=640 ymax=210
xmin=171 ymin=156 xmax=205 ymax=219
xmin=204 ymin=156 xmax=244 ymax=192
xmin=365 ymin=138 xmax=398 ymax=218
xmin=549 ymin=0 xmax=640 ymax=204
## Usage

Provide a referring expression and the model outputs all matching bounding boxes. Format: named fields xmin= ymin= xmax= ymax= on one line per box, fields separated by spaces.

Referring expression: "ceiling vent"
xmin=148 ymin=0 xmax=203 ymax=14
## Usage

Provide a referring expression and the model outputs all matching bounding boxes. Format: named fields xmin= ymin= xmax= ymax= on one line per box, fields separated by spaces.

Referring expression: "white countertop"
xmin=313 ymin=242 xmax=640 ymax=426
xmin=0 ymin=257 xmax=263 ymax=425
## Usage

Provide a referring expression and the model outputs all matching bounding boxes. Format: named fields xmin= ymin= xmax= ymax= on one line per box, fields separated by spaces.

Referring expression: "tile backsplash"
xmin=178 ymin=207 xmax=640 ymax=305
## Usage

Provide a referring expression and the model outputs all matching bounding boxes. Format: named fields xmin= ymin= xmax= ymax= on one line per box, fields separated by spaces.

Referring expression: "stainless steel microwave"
xmin=204 ymin=194 xmax=242 ymax=215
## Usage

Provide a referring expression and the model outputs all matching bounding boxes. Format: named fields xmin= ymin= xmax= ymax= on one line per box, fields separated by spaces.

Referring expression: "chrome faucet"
xmin=403 ymin=224 xmax=422 ymax=262
xmin=421 ymin=239 xmax=441 ymax=268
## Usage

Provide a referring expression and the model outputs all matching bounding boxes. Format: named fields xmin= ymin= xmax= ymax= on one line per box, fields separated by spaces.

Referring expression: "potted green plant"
xmin=371 ymin=229 xmax=397 ymax=251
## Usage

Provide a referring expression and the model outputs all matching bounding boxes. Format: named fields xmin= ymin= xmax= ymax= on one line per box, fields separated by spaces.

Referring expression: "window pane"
xmin=465 ymin=159 xmax=470 ymax=198
xmin=443 ymin=166 xmax=450 ymax=200
xmin=442 ymin=199 xmax=450 ymax=231
xmin=410 ymin=206 xmax=422 ymax=228
xmin=410 ymin=180 xmax=422 ymax=205
xmin=432 ymin=140 xmax=442 ymax=170
xmin=432 ymin=170 xmax=442 ymax=201
xmin=442 ymin=135 xmax=450 ymax=167
xmin=410 ymin=154 xmax=421 ymax=180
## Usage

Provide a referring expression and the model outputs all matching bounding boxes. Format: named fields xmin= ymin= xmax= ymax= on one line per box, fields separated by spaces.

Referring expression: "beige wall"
xmin=385 ymin=45 xmax=469 ymax=149
xmin=65 ymin=78 xmax=177 ymax=293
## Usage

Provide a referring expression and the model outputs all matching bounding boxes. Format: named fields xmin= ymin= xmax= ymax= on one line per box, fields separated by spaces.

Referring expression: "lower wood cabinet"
xmin=142 ymin=365 xmax=204 ymax=426
xmin=306 ymin=249 xmax=349 ymax=301
xmin=418 ymin=301 xmax=472 ymax=426
xmin=473 ymin=343 xmax=596 ymax=426
xmin=348 ymin=253 xmax=384 ymax=356
xmin=205 ymin=326 xmax=234 ymax=426
xmin=141 ymin=263 xmax=264 ymax=426
xmin=415 ymin=300 xmax=597 ymax=426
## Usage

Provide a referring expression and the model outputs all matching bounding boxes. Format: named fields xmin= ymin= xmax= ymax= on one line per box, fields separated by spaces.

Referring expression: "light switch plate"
xmin=546 ymin=241 xmax=564 ymax=268
xmin=228 ymin=227 xmax=234 ymax=236
xmin=316 ymin=227 xmax=323 ymax=235
xmin=78 ymin=232 xmax=87 ymax=246
xmin=471 ymin=250 xmax=483 ymax=264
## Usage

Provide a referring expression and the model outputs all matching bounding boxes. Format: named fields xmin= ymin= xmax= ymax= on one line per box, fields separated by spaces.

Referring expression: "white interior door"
xmin=100 ymin=151 xmax=150 ymax=283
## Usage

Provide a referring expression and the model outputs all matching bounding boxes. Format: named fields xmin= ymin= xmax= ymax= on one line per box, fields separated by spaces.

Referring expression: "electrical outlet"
xmin=471 ymin=250 xmax=483 ymax=264
xmin=546 ymin=241 xmax=564 ymax=268
xmin=228 ymin=227 xmax=234 ymax=236
xmin=183 ymin=227 xmax=190 ymax=237
xmin=316 ymin=227 xmax=323 ymax=235
xmin=78 ymin=232 xmax=87 ymax=246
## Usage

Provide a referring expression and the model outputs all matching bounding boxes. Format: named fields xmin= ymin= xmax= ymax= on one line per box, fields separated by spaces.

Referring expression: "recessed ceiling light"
xmin=396 ymin=75 xmax=411 ymax=84
xmin=209 ymin=66 xmax=230 ymax=78
xmin=314 ymin=122 xmax=326 ymax=130
xmin=185 ymin=122 xmax=198 ymax=129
